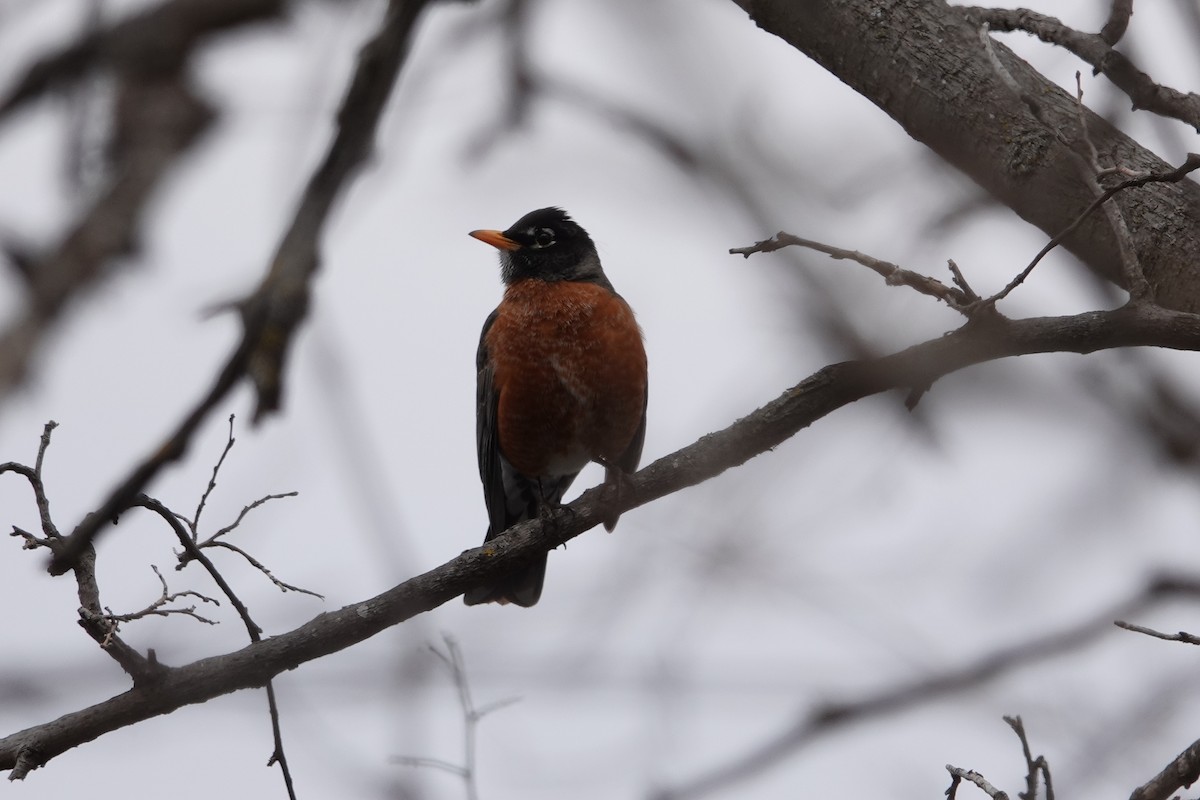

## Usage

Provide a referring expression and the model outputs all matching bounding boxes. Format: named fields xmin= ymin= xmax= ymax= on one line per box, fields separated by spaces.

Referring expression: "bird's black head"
xmin=470 ymin=207 xmax=610 ymax=288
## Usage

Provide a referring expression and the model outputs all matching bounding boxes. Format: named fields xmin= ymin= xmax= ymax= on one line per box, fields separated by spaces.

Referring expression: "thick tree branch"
xmin=0 ymin=77 xmax=211 ymax=395
xmin=728 ymin=0 xmax=1200 ymax=310
xmin=1129 ymin=736 xmax=1200 ymax=800
xmin=0 ymin=0 xmax=292 ymax=399
xmin=46 ymin=0 xmax=434 ymax=577
xmin=0 ymin=0 xmax=285 ymax=120
xmin=8 ymin=303 xmax=1200 ymax=778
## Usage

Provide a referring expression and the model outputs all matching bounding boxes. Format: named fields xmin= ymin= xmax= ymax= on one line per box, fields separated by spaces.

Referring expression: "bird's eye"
xmin=532 ymin=228 xmax=556 ymax=248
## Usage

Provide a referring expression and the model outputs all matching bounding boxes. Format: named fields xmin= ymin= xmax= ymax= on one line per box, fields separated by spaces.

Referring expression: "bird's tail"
xmin=462 ymin=549 xmax=547 ymax=607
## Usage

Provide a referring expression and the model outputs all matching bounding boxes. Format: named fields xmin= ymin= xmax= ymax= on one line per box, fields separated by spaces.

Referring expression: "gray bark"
xmin=731 ymin=0 xmax=1200 ymax=311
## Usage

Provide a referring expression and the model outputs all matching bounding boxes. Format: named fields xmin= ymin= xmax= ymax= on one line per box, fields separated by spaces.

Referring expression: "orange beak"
xmin=469 ymin=229 xmax=521 ymax=251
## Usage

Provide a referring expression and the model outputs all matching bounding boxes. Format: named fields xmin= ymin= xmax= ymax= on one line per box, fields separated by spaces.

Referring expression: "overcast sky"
xmin=3 ymin=1 xmax=1200 ymax=798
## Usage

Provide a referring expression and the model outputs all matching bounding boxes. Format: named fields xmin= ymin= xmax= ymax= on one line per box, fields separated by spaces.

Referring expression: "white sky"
xmin=3 ymin=1 xmax=1200 ymax=798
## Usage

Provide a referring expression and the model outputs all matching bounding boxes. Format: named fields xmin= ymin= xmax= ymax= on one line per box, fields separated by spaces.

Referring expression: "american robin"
xmin=464 ymin=207 xmax=648 ymax=607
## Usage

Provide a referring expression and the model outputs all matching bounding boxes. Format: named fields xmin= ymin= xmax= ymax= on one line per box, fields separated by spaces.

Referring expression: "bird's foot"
xmin=533 ymin=495 xmax=575 ymax=539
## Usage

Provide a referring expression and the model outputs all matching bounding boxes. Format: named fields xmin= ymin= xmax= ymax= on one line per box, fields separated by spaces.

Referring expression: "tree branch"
xmin=3 ymin=424 xmax=164 ymax=685
xmin=964 ymin=6 xmax=1200 ymax=132
xmin=0 ymin=0 xmax=284 ymax=121
xmin=1129 ymin=736 xmax=1200 ymax=800
xmin=1100 ymin=0 xmax=1134 ymax=46
xmin=989 ymin=153 xmax=1200 ymax=304
xmin=1004 ymin=715 xmax=1054 ymax=800
xmin=46 ymin=0 xmax=434 ymax=578
xmin=728 ymin=0 xmax=1200 ymax=309
xmin=654 ymin=572 xmax=1200 ymax=800
xmin=9 ymin=304 xmax=1200 ymax=778
xmin=0 ymin=0 xmax=293 ymax=400
xmin=101 ymin=565 xmax=219 ymax=626
xmin=729 ymin=232 xmax=974 ymax=311
xmin=1114 ymin=619 xmax=1200 ymax=646
xmin=946 ymin=766 xmax=1011 ymax=800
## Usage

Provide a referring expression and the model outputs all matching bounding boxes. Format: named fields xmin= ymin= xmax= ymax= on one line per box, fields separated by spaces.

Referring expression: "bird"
xmin=464 ymin=207 xmax=648 ymax=607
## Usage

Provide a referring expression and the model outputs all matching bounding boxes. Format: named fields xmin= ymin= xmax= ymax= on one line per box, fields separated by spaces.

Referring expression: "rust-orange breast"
xmin=486 ymin=279 xmax=647 ymax=478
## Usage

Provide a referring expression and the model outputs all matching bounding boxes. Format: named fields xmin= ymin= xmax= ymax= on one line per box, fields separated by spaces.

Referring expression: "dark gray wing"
xmin=617 ymin=383 xmax=649 ymax=475
xmin=465 ymin=309 xmax=549 ymax=607
xmin=474 ymin=309 xmax=508 ymax=543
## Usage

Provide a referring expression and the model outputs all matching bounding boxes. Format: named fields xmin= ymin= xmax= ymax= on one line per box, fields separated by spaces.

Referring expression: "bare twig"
xmin=171 ymin=417 xmax=312 ymax=595
xmin=652 ymin=572 xmax=1200 ymax=800
xmin=1072 ymin=73 xmax=1150 ymax=301
xmin=393 ymin=635 xmax=518 ymax=800
xmin=136 ymin=418 xmax=318 ymax=800
xmin=946 ymin=766 xmax=1010 ymax=800
xmin=978 ymin=17 xmax=1195 ymax=304
xmin=988 ymin=153 xmax=1200 ymax=304
xmin=1114 ymin=619 xmax=1200 ymax=645
xmin=1100 ymin=0 xmax=1134 ymax=46
xmin=133 ymin=493 xmax=299 ymax=798
xmin=72 ymin=541 xmax=163 ymax=685
xmin=3 ymin=424 xmax=162 ymax=684
xmin=735 ymin=0 xmax=1200 ymax=322
xmin=966 ymin=6 xmax=1200 ymax=131
xmin=391 ymin=755 xmax=469 ymax=777
xmin=948 ymin=260 xmax=981 ymax=304
xmin=135 ymin=495 xmax=261 ymax=637
xmin=48 ymin=0 xmax=435 ymax=578
xmin=1 ymin=421 xmax=62 ymax=543
xmin=204 ymin=492 xmax=300 ymax=545
xmin=102 ymin=565 xmax=219 ymax=626
xmin=205 ymin=540 xmax=323 ymax=599
xmin=979 ymin=22 xmax=1047 ymax=124
xmin=730 ymin=232 xmax=974 ymax=312
xmin=191 ymin=414 xmax=238 ymax=537
xmin=1072 ymin=74 xmax=1106 ymax=174
xmin=1004 ymin=716 xmax=1054 ymax=800
xmin=262 ymin=681 xmax=296 ymax=800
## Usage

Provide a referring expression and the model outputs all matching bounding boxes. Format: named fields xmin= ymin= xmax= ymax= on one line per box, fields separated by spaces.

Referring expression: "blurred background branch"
xmin=3 ymin=1 xmax=1200 ymax=798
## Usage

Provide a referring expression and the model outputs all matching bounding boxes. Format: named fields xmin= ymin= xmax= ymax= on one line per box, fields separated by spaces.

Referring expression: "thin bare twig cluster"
xmin=696 ymin=2 xmax=1200 ymax=797
xmin=392 ymin=635 xmax=520 ymax=800
xmin=945 ymin=717 xmax=1054 ymax=800
xmin=2 ymin=416 xmax=308 ymax=794
xmin=963 ymin=5 xmax=1200 ymax=132
xmin=1113 ymin=619 xmax=1200 ymax=800
xmin=1 ymin=1 xmax=433 ymax=789
xmin=653 ymin=575 xmax=1200 ymax=800
xmin=728 ymin=151 xmax=1200 ymax=317
xmin=169 ymin=415 xmax=311 ymax=598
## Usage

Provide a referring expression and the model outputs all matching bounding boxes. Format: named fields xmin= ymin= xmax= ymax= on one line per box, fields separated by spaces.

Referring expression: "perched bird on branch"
xmin=466 ymin=207 xmax=648 ymax=607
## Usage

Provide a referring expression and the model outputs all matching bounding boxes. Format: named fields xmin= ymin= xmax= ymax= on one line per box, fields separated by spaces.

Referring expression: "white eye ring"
xmin=532 ymin=228 xmax=555 ymax=248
